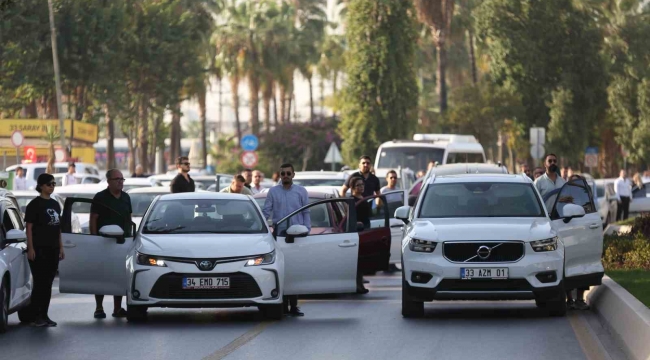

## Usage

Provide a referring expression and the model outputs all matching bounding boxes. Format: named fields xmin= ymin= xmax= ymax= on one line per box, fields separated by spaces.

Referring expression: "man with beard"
xmin=262 ymin=163 xmax=310 ymax=317
xmin=534 ymin=153 xmax=566 ymax=198
xmin=339 ymin=155 xmax=381 ymax=198
xmin=170 ymin=156 xmax=195 ymax=193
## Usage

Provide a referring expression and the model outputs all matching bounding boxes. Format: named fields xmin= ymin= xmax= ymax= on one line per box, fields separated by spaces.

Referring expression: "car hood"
xmin=136 ymin=233 xmax=275 ymax=258
xmin=408 ymin=218 xmax=554 ymax=242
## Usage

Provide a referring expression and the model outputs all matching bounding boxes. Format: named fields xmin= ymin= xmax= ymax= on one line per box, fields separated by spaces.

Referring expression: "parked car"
xmin=594 ymin=180 xmax=618 ymax=226
xmin=99 ymin=178 xmax=152 ymax=192
xmin=54 ymin=184 xmax=106 ymax=233
xmin=10 ymin=190 xmax=81 ymax=233
xmin=409 ymin=163 xmax=509 ymax=198
xmin=6 ymin=162 xmax=100 ymax=190
xmin=292 ymin=171 xmax=349 ymax=187
xmin=53 ymin=173 xmax=101 ymax=186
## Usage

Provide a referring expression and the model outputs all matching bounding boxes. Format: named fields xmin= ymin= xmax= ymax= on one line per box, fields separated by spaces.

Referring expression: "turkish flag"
xmin=24 ymin=146 xmax=37 ymax=163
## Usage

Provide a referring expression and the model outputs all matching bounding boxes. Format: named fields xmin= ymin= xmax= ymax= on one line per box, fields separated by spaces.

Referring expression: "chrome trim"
xmin=442 ymin=240 xmax=525 ymax=264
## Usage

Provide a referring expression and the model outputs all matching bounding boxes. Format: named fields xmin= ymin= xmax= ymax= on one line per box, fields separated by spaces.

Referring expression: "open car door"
xmin=59 ymin=198 xmax=133 ymax=296
xmin=378 ymin=190 xmax=407 ymax=265
xmin=276 ymin=198 xmax=359 ymax=296
xmin=361 ymin=194 xmax=393 ymax=273
xmin=548 ymin=179 xmax=604 ymax=289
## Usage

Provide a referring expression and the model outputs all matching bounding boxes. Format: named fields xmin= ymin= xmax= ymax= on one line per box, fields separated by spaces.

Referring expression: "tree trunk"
xmin=198 ymin=85 xmax=207 ymax=169
xmin=308 ymin=75 xmax=314 ymax=123
xmin=468 ymin=29 xmax=477 ymax=85
xmin=332 ymin=72 xmax=339 ymax=118
xmin=272 ymin=86 xmax=278 ymax=126
xmin=263 ymin=78 xmax=272 ymax=134
xmin=170 ymin=103 xmax=181 ymax=167
xmin=46 ymin=93 xmax=58 ymax=119
xmin=127 ymin=131 xmax=136 ymax=175
xmin=138 ymin=96 xmax=149 ymax=171
xmin=231 ymin=74 xmax=242 ymax=145
xmin=436 ymin=44 xmax=448 ymax=113
xmin=287 ymin=88 xmax=293 ymax=123
xmin=150 ymin=110 xmax=163 ymax=174
xmin=279 ymin=85 xmax=287 ymax=124
xmin=248 ymin=75 xmax=260 ymax=136
xmin=319 ymin=75 xmax=325 ymax=117
xmin=75 ymin=85 xmax=86 ymax=120
xmin=24 ymin=101 xmax=38 ymax=118
xmin=105 ymin=103 xmax=116 ymax=170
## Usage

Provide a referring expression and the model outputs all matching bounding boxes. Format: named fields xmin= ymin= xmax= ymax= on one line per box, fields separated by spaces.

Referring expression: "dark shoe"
xmin=94 ymin=310 xmax=106 ymax=319
xmin=567 ymin=300 xmax=576 ymax=310
xmin=289 ymin=307 xmax=304 ymax=317
xmin=574 ymin=299 xmax=590 ymax=310
xmin=356 ymin=287 xmax=369 ymax=294
xmin=32 ymin=318 xmax=49 ymax=327
xmin=45 ymin=317 xmax=58 ymax=327
xmin=112 ymin=308 xmax=128 ymax=318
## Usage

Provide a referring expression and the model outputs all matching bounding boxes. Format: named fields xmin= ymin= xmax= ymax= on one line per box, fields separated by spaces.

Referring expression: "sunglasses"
xmin=360 ymin=162 xmax=371 ymax=165
xmin=547 ymin=159 xmax=557 ymax=164
xmin=44 ymin=182 xmax=57 ymax=187
xmin=280 ymin=171 xmax=292 ymax=176
xmin=110 ymin=177 xmax=126 ymax=182
xmin=388 ymin=177 xmax=397 ymax=180
xmin=181 ymin=162 xmax=190 ymax=166
xmin=355 ymin=183 xmax=365 ymax=187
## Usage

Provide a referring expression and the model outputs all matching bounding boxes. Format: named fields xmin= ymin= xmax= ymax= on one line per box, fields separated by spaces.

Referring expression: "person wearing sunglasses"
xmin=380 ymin=170 xmax=399 ymax=193
xmin=339 ymin=155 xmax=381 ymax=198
xmin=534 ymin=153 xmax=566 ymax=198
xmin=24 ymin=173 xmax=64 ymax=327
xmin=170 ymin=156 xmax=195 ymax=193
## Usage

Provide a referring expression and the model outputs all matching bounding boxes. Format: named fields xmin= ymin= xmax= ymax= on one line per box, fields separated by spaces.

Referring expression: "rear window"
xmin=446 ymin=152 xmax=485 ymax=164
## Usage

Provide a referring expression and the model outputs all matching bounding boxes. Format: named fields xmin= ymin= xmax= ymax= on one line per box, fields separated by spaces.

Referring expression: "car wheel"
xmin=0 ymin=279 xmax=8 ymax=333
xmin=126 ymin=305 xmax=148 ymax=322
xmin=401 ymin=275 xmax=424 ymax=318
xmin=259 ymin=304 xmax=283 ymax=321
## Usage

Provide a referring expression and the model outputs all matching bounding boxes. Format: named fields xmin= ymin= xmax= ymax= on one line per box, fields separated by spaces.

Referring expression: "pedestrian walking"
xmin=170 ymin=156 xmax=195 ymax=193
xmin=131 ymin=165 xmax=147 ymax=178
xmin=380 ymin=170 xmax=398 ymax=193
xmin=350 ymin=176 xmax=371 ymax=294
xmin=340 ymin=155 xmax=381 ymax=198
xmin=520 ymin=163 xmax=533 ymax=181
xmin=615 ymin=169 xmax=632 ymax=221
xmin=220 ymin=175 xmax=253 ymax=195
xmin=241 ymin=169 xmax=253 ymax=190
xmin=534 ymin=154 xmax=566 ymax=198
xmin=25 ymin=174 xmax=64 ymax=327
xmin=251 ymin=170 xmax=264 ymax=194
xmin=565 ymin=174 xmax=590 ymax=311
xmin=13 ymin=166 xmax=27 ymax=190
xmin=90 ymin=169 xmax=132 ymax=319
xmin=262 ymin=163 xmax=310 ymax=316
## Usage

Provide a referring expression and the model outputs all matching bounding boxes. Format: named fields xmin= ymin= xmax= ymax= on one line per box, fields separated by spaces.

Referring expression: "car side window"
xmin=384 ymin=192 xmax=405 ymax=219
xmin=550 ymin=179 xmax=596 ymax=220
xmin=7 ymin=209 xmax=24 ymax=231
xmin=278 ymin=200 xmax=353 ymax=236
xmin=3 ymin=210 xmax=15 ymax=233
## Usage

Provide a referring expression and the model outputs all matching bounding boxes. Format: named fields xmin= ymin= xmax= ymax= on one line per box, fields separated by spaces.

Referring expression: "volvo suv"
xmin=397 ymin=173 xmax=604 ymax=318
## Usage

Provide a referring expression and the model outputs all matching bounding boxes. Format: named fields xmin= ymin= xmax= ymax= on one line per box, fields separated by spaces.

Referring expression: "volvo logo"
xmin=198 ymin=260 xmax=213 ymax=270
xmin=476 ymin=246 xmax=492 ymax=260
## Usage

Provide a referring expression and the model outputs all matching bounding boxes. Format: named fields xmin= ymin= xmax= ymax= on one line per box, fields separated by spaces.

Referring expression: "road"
xmin=0 ymin=274 xmax=627 ymax=360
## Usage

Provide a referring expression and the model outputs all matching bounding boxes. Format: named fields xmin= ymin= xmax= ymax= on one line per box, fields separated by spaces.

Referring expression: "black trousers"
xmin=28 ymin=247 xmax=60 ymax=320
xmin=283 ymin=295 xmax=298 ymax=311
xmin=617 ymin=196 xmax=630 ymax=221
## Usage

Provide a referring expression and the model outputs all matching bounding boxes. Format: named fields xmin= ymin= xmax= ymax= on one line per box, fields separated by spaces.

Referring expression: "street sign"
xmin=585 ymin=147 xmax=598 ymax=168
xmin=530 ymin=144 xmax=545 ymax=160
xmin=241 ymin=134 xmax=259 ymax=152
xmin=324 ymin=142 xmax=342 ymax=164
xmin=530 ymin=127 xmax=546 ymax=145
xmin=10 ymin=130 xmax=24 ymax=147
xmin=24 ymin=146 xmax=36 ymax=163
xmin=55 ymin=148 xmax=65 ymax=161
xmin=240 ymin=151 xmax=258 ymax=168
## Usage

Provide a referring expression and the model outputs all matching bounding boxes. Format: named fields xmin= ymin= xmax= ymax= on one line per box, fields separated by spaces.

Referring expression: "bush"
xmin=630 ymin=213 xmax=650 ymax=238
xmin=603 ymin=233 xmax=650 ymax=270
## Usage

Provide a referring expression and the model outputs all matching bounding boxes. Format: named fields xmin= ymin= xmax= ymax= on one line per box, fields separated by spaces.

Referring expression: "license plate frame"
xmin=460 ymin=268 xmax=508 ymax=280
xmin=182 ymin=277 xmax=230 ymax=289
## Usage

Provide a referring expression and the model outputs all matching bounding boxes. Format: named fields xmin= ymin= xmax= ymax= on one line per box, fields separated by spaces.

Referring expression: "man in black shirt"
xmin=90 ymin=169 xmax=132 ymax=319
xmin=241 ymin=168 xmax=253 ymax=189
xmin=170 ymin=156 xmax=195 ymax=193
xmin=340 ymin=155 xmax=381 ymax=197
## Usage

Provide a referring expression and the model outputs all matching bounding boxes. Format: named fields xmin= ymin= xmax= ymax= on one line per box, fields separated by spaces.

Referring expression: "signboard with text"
xmin=0 ymin=119 xmax=98 ymax=143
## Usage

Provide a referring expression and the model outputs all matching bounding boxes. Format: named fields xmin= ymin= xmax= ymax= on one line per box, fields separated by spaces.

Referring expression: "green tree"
xmin=339 ymin=0 xmax=419 ymax=164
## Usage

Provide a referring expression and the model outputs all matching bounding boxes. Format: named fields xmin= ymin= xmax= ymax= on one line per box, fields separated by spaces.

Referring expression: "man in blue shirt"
xmin=262 ymin=163 xmax=310 ymax=317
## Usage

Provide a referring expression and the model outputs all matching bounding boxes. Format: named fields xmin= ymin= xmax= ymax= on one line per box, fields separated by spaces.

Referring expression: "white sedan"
xmin=57 ymin=192 xmax=363 ymax=321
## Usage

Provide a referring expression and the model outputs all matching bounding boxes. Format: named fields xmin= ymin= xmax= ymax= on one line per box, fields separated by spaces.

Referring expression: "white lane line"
xmin=203 ymin=322 xmax=270 ymax=360
xmin=568 ymin=312 xmax=613 ymax=360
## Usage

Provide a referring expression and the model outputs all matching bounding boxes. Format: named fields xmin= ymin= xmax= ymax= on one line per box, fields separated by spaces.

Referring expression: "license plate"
xmin=182 ymin=277 xmax=230 ymax=289
xmin=460 ymin=268 xmax=508 ymax=279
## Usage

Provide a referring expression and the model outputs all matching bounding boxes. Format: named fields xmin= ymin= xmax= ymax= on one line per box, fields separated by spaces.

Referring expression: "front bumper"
xmin=127 ymin=257 xmax=283 ymax=307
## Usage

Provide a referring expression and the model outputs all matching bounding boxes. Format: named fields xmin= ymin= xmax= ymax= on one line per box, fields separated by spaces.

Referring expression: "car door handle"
xmin=589 ymin=223 xmax=600 ymax=229
xmin=338 ymin=241 xmax=357 ymax=248
xmin=63 ymin=241 xmax=77 ymax=248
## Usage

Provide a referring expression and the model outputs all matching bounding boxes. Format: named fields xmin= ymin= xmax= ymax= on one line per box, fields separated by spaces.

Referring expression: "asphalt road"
xmin=0 ymin=274 xmax=627 ymax=360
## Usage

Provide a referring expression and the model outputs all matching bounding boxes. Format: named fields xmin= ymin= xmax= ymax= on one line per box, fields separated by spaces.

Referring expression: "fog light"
xmin=535 ymin=271 xmax=557 ymax=284
xmin=411 ymin=272 xmax=433 ymax=284
xmin=271 ymin=289 xmax=278 ymax=297
xmin=133 ymin=290 xmax=141 ymax=299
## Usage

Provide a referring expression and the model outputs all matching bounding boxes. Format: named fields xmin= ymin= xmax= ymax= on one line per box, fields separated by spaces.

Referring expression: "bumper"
xmin=403 ymin=244 xmax=564 ymax=301
xmin=127 ymin=258 xmax=283 ymax=307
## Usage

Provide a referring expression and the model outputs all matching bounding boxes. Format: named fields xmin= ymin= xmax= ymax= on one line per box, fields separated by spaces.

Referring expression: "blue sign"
xmin=241 ymin=134 xmax=259 ymax=151
xmin=585 ymin=147 xmax=598 ymax=154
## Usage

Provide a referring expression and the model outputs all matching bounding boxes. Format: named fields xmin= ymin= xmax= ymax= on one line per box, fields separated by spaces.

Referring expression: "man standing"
xmin=13 ymin=166 xmax=27 ymax=190
xmin=380 ymin=170 xmax=398 ymax=193
xmin=251 ymin=170 xmax=265 ymax=194
xmin=263 ymin=163 xmax=310 ymax=317
xmin=131 ymin=165 xmax=147 ymax=178
xmin=220 ymin=175 xmax=253 ymax=195
xmin=534 ymin=154 xmax=566 ymax=198
xmin=520 ymin=164 xmax=533 ymax=180
xmin=241 ymin=169 xmax=253 ymax=190
xmin=90 ymin=169 xmax=132 ymax=319
xmin=170 ymin=156 xmax=195 ymax=193
xmin=64 ymin=163 xmax=77 ymax=186
xmin=615 ymin=169 xmax=632 ymax=221
xmin=340 ymin=155 xmax=381 ymax=198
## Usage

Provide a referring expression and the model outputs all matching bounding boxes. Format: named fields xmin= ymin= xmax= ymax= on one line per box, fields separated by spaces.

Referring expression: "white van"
xmin=6 ymin=162 xmax=100 ymax=190
xmin=374 ymin=134 xmax=486 ymax=173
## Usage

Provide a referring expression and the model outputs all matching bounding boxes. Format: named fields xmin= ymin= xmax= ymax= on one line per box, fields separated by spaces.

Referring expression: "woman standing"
xmin=350 ymin=176 xmax=371 ymax=294
xmin=632 ymin=173 xmax=645 ymax=193
xmin=25 ymin=174 xmax=65 ymax=327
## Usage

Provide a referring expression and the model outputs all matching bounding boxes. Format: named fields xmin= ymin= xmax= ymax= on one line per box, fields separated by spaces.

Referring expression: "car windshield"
xmin=293 ymin=179 xmax=346 ymax=187
xmin=130 ymin=193 xmax=166 ymax=217
xmin=377 ymin=147 xmax=444 ymax=172
xmin=419 ymin=182 xmax=544 ymax=218
xmin=143 ymin=199 xmax=266 ymax=234
xmin=57 ymin=193 xmax=95 ymax=213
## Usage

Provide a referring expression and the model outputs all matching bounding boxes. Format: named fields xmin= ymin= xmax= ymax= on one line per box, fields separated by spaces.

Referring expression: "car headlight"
xmin=245 ymin=251 xmax=276 ymax=266
xmin=408 ymin=237 xmax=437 ymax=253
xmin=136 ymin=253 xmax=167 ymax=267
xmin=531 ymin=237 xmax=558 ymax=252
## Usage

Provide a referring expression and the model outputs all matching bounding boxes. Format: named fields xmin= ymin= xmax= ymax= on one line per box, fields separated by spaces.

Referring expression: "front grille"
xmin=443 ymin=241 xmax=524 ymax=263
xmin=436 ymin=279 xmax=532 ymax=291
xmin=149 ymin=272 xmax=262 ymax=300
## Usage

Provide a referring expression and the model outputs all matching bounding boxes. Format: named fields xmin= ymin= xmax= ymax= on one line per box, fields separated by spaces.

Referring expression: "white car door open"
xmin=276 ymin=198 xmax=359 ymax=295
xmin=550 ymin=179 xmax=604 ymax=288
xmin=58 ymin=198 xmax=132 ymax=296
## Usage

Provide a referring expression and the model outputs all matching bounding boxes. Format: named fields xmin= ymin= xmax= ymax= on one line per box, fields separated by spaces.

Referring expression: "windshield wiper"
xmin=144 ymin=225 xmax=185 ymax=234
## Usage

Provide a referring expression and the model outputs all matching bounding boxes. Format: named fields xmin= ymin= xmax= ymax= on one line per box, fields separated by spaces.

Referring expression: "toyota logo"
xmin=199 ymin=260 xmax=213 ymax=270
xmin=477 ymin=246 xmax=492 ymax=260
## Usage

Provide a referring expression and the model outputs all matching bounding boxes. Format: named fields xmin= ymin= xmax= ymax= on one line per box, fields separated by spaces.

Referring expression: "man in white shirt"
xmin=380 ymin=170 xmax=398 ymax=193
xmin=615 ymin=169 xmax=632 ymax=221
xmin=534 ymin=153 xmax=566 ymax=198
xmin=13 ymin=166 xmax=27 ymax=190
xmin=251 ymin=170 xmax=265 ymax=194
xmin=64 ymin=163 xmax=78 ymax=186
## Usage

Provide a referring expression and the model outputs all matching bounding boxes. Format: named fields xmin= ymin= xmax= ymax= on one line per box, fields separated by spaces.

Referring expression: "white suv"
xmin=397 ymin=174 xmax=604 ymax=318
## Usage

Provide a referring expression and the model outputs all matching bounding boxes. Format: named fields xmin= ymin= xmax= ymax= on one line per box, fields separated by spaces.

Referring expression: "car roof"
xmin=8 ymin=190 xmax=40 ymax=196
xmin=253 ymin=191 xmax=332 ymax=199
xmin=54 ymin=184 xmax=106 ymax=194
xmin=426 ymin=163 xmax=507 ymax=177
xmin=432 ymin=173 xmax=529 ymax=184
xmin=127 ymin=187 xmax=170 ymax=194
xmin=158 ymin=192 xmax=253 ymax=201
xmin=293 ymin=171 xmax=348 ymax=179
xmin=7 ymin=162 xmax=96 ymax=170
xmin=379 ymin=141 xmax=447 ymax=149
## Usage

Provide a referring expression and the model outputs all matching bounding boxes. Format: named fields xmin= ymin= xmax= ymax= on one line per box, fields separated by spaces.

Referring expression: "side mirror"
xmin=561 ymin=204 xmax=586 ymax=223
xmin=5 ymin=229 xmax=27 ymax=244
xmin=408 ymin=195 xmax=417 ymax=207
xmin=395 ymin=206 xmax=410 ymax=224
xmin=99 ymin=225 xmax=126 ymax=244
xmin=285 ymin=224 xmax=309 ymax=244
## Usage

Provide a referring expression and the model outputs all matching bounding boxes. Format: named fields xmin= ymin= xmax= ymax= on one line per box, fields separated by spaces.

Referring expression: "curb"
xmin=586 ymin=276 xmax=650 ymax=360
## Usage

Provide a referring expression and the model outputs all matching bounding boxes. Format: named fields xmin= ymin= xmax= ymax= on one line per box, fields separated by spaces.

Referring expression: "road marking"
xmin=568 ymin=312 xmax=613 ymax=360
xmin=203 ymin=322 xmax=269 ymax=360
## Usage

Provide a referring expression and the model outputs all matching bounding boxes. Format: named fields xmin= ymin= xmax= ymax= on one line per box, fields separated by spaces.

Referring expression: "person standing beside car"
xmin=25 ymin=173 xmax=65 ymax=327
xmin=63 ymin=163 xmax=77 ymax=186
xmin=340 ymin=155 xmax=381 ymax=198
xmin=170 ymin=156 xmax=195 ymax=193
xmin=534 ymin=154 xmax=566 ymax=198
xmin=350 ymin=176 xmax=371 ymax=294
xmin=380 ymin=170 xmax=398 ymax=193
xmin=89 ymin=169 xmax=132 ymax=319
xmin=13 ymin=166 xmax=27 ymax=190
xmin=615 ymin=169 xmax=632 ymax=221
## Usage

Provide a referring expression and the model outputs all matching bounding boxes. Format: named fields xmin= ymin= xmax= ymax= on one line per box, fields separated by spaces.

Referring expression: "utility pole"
xmin=47 ymin=0 xmax=66 ymax=156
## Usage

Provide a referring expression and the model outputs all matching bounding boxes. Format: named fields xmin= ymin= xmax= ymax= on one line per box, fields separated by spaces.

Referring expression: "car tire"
xmin=0 ymin=279 xmax=8 ymax=333
xmin=259 ymin=304 xmax=283 ymax=321
xmin=401 ymin=275 xmax=424 ymax=318
xmin=126 ymin=305 xmax=148 ymax=322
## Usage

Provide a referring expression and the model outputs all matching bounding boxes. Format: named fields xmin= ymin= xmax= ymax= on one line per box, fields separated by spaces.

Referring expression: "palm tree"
xmin=43 ymin=126 xmax=58 ymax=174
xmin=413 ymin=0 xmax=455 ymax=113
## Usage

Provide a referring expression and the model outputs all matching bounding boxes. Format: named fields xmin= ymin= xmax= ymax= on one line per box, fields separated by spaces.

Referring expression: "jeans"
xmin=28 ymin=247 xmax=60 ymax=320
